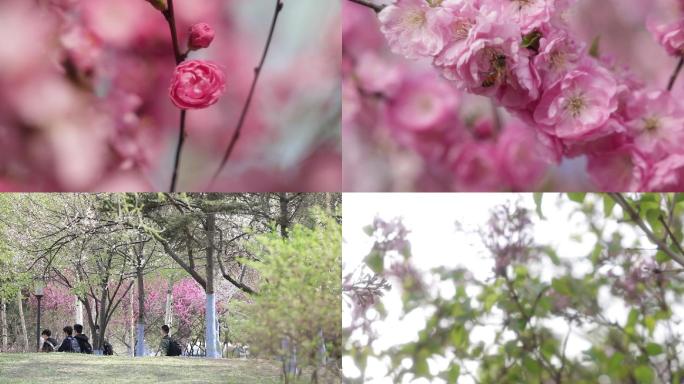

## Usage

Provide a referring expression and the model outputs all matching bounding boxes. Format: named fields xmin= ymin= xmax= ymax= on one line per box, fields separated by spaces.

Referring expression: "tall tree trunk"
xmin=164 ymin=277 xmax=173 ymax=326
xmin=74 ymin=275 xmax=83 ymax=326
xmin=81 ymin=297 xmax=97 ymax=342
xmin=96 ymin=287 xmax=107 ymax=351
xmin=278 ymin=193 xmax=290 ymax=238
xmin=16 ymin=290 xmax=28 ymax=352
xmin=135 ymin=265 xmax=145 ymax=357
xmin=74 ymin=296 xmax=83 ymax=326
xmin=129 ymin=288 xmax=135 ymax=357
xmin=205 ymin=212 xmax=219 ymax=358
xmin=1 ymin=297 xmax=7 ymax=351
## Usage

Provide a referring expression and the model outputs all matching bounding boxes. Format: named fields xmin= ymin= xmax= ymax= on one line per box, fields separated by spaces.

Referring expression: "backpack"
xmin=68 ymin=337 xmax=81 ymax=353
xmin=167 ymin=339 xmax=182 ymax=356
xmin=79 ymin=339 xmax=93 ymax=354
xmin=103 ymin=341 xmax=113 ymax=356
xmin=43 ymin=339 xmax=55 ymax=352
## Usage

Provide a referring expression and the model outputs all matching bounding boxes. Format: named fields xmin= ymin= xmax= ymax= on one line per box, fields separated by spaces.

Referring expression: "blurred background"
xmin=0 ymin=0 xmax=340 ymax=191
xmin=343 ymin=0 xmax=684 ymax=191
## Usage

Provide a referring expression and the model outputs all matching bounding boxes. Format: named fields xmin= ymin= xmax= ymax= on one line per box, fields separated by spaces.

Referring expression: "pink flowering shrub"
xmin=344 ymin=0 xmax=684 ymax=191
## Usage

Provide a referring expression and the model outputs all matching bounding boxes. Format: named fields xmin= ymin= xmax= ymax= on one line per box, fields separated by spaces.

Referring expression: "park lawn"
xmin=0 ymin=353 xmax=286 ymax=384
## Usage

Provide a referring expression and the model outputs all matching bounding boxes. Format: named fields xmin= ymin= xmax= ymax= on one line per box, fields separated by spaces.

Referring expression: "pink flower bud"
xmin=169 ymin=60 xmax=226 ymax=110
xmin=188 ymin=23 xmax=215 ymax=50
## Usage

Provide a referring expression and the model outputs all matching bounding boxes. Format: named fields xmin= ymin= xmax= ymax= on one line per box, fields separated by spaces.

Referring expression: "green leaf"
xmin=522 ymin=356 xmax=542 ymax=375
xmin=483 ymin=291 xmax=499 ymax=311
xmin=634 ymin=365 xmax=654 ymax=383
xmin=645 ymin=343 xmax=664 ymax=356
xmin=552 ymin=277 xmax=571 ymax=295
xmin=589 ymin=35 xmax=601 ymax=58
xmin=413 ymin=357 xmax=430 ymax=377
xmin=568 ymin=193 xmax=586 ymax=203
xmin=607 ymin=352 xmax=625 ymax=374
xmin=362 ymin=225 xmax=374 ymax=236
xmin=533 ymin=193 xmax=545 ymax=219
xmin=522 ymin=30 xmax=542 ymax=51
xmin=364 ymin=249 xmax=384 ymax=274
xmin=446 ymin=364 xmax=461 ymax=382
xmin=626 ymin=309 xmax=639 ymax=335
xmin=450 ymin=327 xmax=469 ymax=349
xmin=644 ymin=316 xmax=656 ymax=336
xmin=655 ymin=250 xmax=669 ymax=263
xmin=603 ymin=194 xmax=616 ymax=217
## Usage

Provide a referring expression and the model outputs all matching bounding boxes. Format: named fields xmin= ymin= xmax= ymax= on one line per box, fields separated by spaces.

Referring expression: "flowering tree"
xmin=344 ymin=0 xmax=684 ymax=191
xmin=345 ymin=193 xmax=684 ymax=383
xmin=0 ymin=0 xmax=340 ymax=192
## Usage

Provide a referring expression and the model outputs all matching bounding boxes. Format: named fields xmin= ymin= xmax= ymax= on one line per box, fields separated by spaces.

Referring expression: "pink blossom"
xmin=384 ymin=72 xmax=460 ymax=131
xmin=586 ymin=145 xmax=648 ymax=191
xmin=435 ymin=10 xmax=539 ymax=109
xmin=503 ymin=0 xmax=557 ymax=34
xmin=378 ymin=0 xmax=453 ymax=59
xmin=355 ymin=53 xmax=402 ymax=94
xmin=533 ymin=62 xmax=618 ymax=141
xmin=449 ymin=141 xmax=502 ymax=191
xmin=342 ymin=79 xmax=361 ymax=126
xmin=533 ymin=29 xmax=584 ymax=86
xmin=188 ymin=22 xmax=215 ymax=50
xmin=169 ymin=60 xmax=226 ymax=110
xmin=647 ymin=17 xmax=684 ymax=57
xmin=496 ymin=122 xmax=548 ymax=190
xmin=645 ymin=154 xmax=684 ymax=191
xmin=625 ymin=91 xmax=684 ymax=155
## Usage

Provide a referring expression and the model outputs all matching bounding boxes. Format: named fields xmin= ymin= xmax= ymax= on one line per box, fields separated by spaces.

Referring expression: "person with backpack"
xmin=159 ymin=325 xmax=182 ymax=356
xmin=73 ymin=324 xmax=93 ymax=354
xmin=57 ymin=326 xmax=80 ymax=353
xmin=40 ymin=329 xmax=58 ymax=353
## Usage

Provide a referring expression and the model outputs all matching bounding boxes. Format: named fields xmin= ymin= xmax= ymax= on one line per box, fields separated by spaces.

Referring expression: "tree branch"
xmin=609 ymin=193 xmax=684 ymax=268
xmin=667 ymin=57 xmax=684 ymax=91
xmin=209 ymin=0 xmax=284 ymax=186
xmin=163 ymin=0 xmax=188 ymax=192
xmin=347 ymin=0 xmax=385 ymax=12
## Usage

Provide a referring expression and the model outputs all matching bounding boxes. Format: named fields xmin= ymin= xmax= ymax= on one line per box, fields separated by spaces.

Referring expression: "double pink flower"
xmin=169 ymin=60 xmax=226 ymax=110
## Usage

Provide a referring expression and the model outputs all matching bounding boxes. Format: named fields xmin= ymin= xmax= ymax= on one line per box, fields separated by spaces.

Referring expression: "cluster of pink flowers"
xmin=346 ymin=0 xmax=684 ymax=191
xmin=344 ymin=6 xmax=550 ymax=190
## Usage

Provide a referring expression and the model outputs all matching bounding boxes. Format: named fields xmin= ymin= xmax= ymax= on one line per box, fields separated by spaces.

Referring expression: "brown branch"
xmin=609 ymin=193 xmax=684 ymax=268
xmin=667 ymin=57 xmax=684 ymax=91
xmin=209 ymin=0 xmax=285 ymax=186
xmin=163 ymin=0 xmax=188 ymax=191
xmin=348 ymin=0 xmax=385 ymax=12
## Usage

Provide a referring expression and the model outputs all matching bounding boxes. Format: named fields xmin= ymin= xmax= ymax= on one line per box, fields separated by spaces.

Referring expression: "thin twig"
xmin=163 ymin=0 xmax=188 ymax=191
xmin=609 ymin=193 xmax=684 ymax=268
xmin=170 ymin=110 xmax=187 ymax=192
xmin=658 ymin=214 xmax=684 ymax=256
xmin=348 ymin=0 xmax=385 ymax=12
xmin=209 ymin=0 xmax=284 ymax=186
xmin=667 ymin=57 xmax=684 ymax=91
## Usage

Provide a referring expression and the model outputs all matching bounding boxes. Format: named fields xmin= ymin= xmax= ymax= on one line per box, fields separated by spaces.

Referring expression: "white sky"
xmin=342 ymin=193 xmax=676 ymax=383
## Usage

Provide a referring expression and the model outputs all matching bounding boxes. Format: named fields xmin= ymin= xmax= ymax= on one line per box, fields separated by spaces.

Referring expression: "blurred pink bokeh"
xmin=0 ymin=0 xmax=341 ymax=192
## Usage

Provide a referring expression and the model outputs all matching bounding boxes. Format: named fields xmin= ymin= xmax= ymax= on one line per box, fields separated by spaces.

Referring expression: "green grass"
xmin=0 ymin=353 xmax=289 ymax=384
